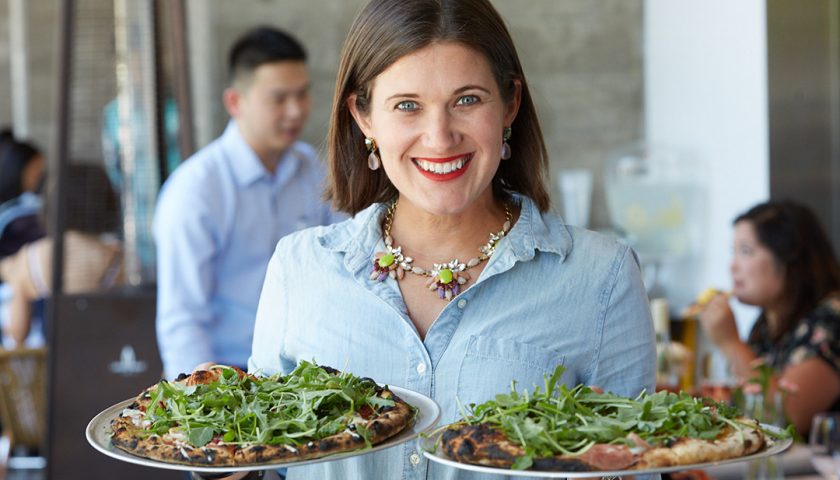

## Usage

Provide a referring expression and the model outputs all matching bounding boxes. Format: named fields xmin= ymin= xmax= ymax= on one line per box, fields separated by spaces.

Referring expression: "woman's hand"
xmin=193 ymin=361 xmax=215 ymax=372
xmin=697 ymin=293 xmax=740 ymax=351
xmin=697 ymin=293 xmax=759 ymax=379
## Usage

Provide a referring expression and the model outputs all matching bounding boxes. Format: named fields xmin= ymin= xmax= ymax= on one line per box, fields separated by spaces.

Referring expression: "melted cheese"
xmin=121 ymin=408 xmax=151 ymax=428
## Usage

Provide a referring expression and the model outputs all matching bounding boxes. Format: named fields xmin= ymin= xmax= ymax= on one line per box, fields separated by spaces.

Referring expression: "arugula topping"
xmin=141 ymin=361 xmax=395 ymax=448
xmin=456 ymin=365 xmax=786 ymax=469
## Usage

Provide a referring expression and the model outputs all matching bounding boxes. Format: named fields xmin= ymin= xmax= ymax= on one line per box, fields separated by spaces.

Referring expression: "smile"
xmin=412 ymin=153 xmax=473 ymax=178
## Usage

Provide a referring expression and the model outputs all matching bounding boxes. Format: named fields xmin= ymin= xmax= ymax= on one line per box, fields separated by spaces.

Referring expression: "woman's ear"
xmin=503 ymin=79 xmax=522 ymax=126
xmin=346 ymin=93 xmax=372 ymax=137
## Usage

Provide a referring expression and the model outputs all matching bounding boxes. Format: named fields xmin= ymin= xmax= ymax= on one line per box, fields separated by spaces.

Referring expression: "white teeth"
xmin=416 ymin=155 xmax=470 ymax=175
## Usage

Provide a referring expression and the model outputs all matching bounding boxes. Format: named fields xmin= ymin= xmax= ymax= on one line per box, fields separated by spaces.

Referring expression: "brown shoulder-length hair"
xmin=741 ymin=200 xmax=840 ymax=343
xmin=326 ymin=0 xmax=550 ymax=215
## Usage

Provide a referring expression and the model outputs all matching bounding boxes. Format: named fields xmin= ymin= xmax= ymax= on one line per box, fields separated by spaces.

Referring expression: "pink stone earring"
xmin=501 ymin=127 xmax=512 ymax=160
xmin=365 ymin=137 xmax=381 ymax=170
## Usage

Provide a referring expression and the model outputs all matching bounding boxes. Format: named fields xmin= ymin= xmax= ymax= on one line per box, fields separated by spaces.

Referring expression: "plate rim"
xmin=419 ymin=422 xmax=793 ymax=478
xmin=86 ymin=385 xmax=441 ymax=473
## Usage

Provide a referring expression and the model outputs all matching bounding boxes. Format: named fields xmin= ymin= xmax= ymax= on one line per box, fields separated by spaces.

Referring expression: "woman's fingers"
xmin=192 ymin=361 xmax=215 ymax=372
xmin=698 ymin=295 xmax=740 ymax=348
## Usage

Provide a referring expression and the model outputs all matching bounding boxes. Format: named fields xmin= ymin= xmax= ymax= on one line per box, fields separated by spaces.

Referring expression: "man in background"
xmin=154 ymin=26 xmax=336 ymax=379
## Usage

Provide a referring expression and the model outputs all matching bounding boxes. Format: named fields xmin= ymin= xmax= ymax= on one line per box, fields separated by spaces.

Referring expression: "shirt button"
xmin=410 ymin=453 xmax=421 ymax=466
xmin=416 ymin=362 xmax=426 ymax=374
xmin=457 ymin=299 xmax=467 ymax=309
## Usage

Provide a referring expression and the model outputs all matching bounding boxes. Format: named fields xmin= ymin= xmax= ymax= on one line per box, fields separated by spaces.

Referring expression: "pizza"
xmin=110 ymin=362 xmax=415 ymax=466
xmin=438 ymin=366 xmax=787 ymax=472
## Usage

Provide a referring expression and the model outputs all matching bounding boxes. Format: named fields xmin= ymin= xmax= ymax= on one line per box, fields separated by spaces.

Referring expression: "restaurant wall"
xmin=0 ymin=0 xmax=112 ymax=164
xmin=0 ymin=0 xmax=10 ymax=125
xmin=645 ymin=0 xmax=768 ymax=333
xmin=0 ymin=0 xmax=59 ymax=148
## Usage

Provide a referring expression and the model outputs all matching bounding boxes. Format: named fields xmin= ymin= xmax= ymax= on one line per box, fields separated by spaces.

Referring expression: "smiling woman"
xmin=347 ymin=42 xmax=517 ymax=220
xmin=242 ymin=0 xmax=656 ymax=479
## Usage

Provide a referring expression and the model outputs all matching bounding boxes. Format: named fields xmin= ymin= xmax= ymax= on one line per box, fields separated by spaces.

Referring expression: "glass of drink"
xmin=810 ymin=412 xmax=840 ymax=479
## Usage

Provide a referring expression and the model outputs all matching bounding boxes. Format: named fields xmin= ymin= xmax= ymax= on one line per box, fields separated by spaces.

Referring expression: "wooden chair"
xmin=0 ymin=347 xmax=47 ymax=478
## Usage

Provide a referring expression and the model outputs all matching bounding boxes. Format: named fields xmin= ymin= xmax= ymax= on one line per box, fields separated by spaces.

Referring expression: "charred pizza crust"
xmin=440 ymin=417 xmax=765 ymax=472
xmin=110 ymin=366 xmax=414 ymax=467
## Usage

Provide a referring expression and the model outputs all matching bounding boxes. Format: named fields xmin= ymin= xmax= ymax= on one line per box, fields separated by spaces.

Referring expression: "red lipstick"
xmin=412 ymin=153 xmax=473 ymax=182
xmin=414 ymin=154 xmax=466 ymax=163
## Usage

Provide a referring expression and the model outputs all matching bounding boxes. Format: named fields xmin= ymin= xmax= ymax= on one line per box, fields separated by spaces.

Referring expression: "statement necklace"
xmin=370 ymin=201 xmax=513 ymax=301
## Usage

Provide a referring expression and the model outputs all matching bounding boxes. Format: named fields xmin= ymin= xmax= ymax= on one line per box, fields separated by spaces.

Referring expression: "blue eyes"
xmin=394 ymin=95 xmax=480 ymax=111
xmin=456 ymin=95 xmax=479 ymax=106
xmin=396 ymin=101 xmax=418 ymax=112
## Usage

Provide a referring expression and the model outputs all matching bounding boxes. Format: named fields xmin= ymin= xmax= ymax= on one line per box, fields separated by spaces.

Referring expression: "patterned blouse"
xmin=748 ymin=294 xmax=840 ymax=409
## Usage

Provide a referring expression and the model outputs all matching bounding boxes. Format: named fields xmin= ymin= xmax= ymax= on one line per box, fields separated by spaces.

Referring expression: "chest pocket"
xmin=456 ymin=334 xmax=565 ymax=419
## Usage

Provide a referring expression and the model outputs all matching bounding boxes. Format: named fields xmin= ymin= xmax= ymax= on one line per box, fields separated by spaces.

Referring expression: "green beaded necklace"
xmin=370 ymin=201 xmax=513 ymax=301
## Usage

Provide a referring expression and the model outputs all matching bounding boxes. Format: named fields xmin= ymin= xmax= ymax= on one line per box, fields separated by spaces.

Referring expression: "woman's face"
xmin=21 ymin=154 xmax=45 ymax=193
xmin=730 ymin=221 xmax=786 ymax=309
xmin=349 ymin=42 xmax=520 ymax=216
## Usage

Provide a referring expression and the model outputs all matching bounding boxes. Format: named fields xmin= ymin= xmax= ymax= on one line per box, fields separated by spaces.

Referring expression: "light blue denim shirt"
xmin=154 ymin=121 xmax=337 ymax=380
xmin=250 ymin=196 xmax=656 ymax=480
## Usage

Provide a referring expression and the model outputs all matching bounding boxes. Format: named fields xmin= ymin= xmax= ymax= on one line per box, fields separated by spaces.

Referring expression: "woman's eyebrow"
xmin=384 ymin=85 xmax=491 ymax=102
xmin=453 ymin=85 xmax=491 ymax=95
xmin=385 ymin=93 xmax=420 ymax=102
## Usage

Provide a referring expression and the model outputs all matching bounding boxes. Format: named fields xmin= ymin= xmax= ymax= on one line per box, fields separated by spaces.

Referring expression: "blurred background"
xmin=0 ymin=0 xmax=836 ymax=478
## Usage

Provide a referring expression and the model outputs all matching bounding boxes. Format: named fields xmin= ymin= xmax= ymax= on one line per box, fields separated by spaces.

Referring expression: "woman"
xmin=205 ymin=1 xmax=654 ymax=479
xmin=0 ymin=165 xmax=124 ymax=347
xmin=0 ymin=132 xmax=46 ymax=258
xmin=699 ymin=200 xmax=840 ymax=435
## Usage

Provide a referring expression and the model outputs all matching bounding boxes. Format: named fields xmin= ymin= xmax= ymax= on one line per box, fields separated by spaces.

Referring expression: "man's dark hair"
xmin=228 ymin=26 xmax=306 ymax=85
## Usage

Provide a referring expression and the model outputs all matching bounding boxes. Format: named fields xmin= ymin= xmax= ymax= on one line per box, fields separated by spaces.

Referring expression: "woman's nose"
xmin=421 ymin=109 xmax=459 ymax=151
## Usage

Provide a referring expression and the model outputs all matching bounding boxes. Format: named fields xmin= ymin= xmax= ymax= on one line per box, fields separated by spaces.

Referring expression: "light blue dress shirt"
xmin=249 ymin=195 xmax=656 ymax=480
xmin=154 ymin=121 xmax=335 ymax=380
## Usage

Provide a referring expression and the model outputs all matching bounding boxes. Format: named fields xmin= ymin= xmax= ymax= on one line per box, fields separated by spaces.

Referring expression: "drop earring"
xmin=365 ymin=137 xmax=381 ymax=170
xmin=501 ymin=127 xmax=512 ymax=160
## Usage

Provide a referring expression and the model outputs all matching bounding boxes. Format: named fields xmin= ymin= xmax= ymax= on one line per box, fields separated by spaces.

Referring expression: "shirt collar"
xmin=317 ymin=195 xmax=573 ymax=276
xmin=505 ymin=194 xmax=571 ymax=261
xmin=220 ymin=120 xmax=301 ymax=187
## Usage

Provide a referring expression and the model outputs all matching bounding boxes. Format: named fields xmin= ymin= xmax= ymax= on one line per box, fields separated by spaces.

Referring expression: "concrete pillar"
xmin=8 ymin=0 xmax=28 ymax=137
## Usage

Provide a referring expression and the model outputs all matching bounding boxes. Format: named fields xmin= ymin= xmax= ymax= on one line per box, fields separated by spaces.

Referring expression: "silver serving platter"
xmin=87 ymin=385 xmax=440 ymax=473
xmin=420 ymin=423 xmax=792 ymax=478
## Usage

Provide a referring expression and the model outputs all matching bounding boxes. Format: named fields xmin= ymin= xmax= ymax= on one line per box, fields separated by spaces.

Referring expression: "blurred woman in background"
xmin=0 ymin=129 xmax=46 ymax=258
xmin=699 ymin=200 xmax=840 ymax=434
xmin=0 ymin=164 xmax=124 ymax=347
